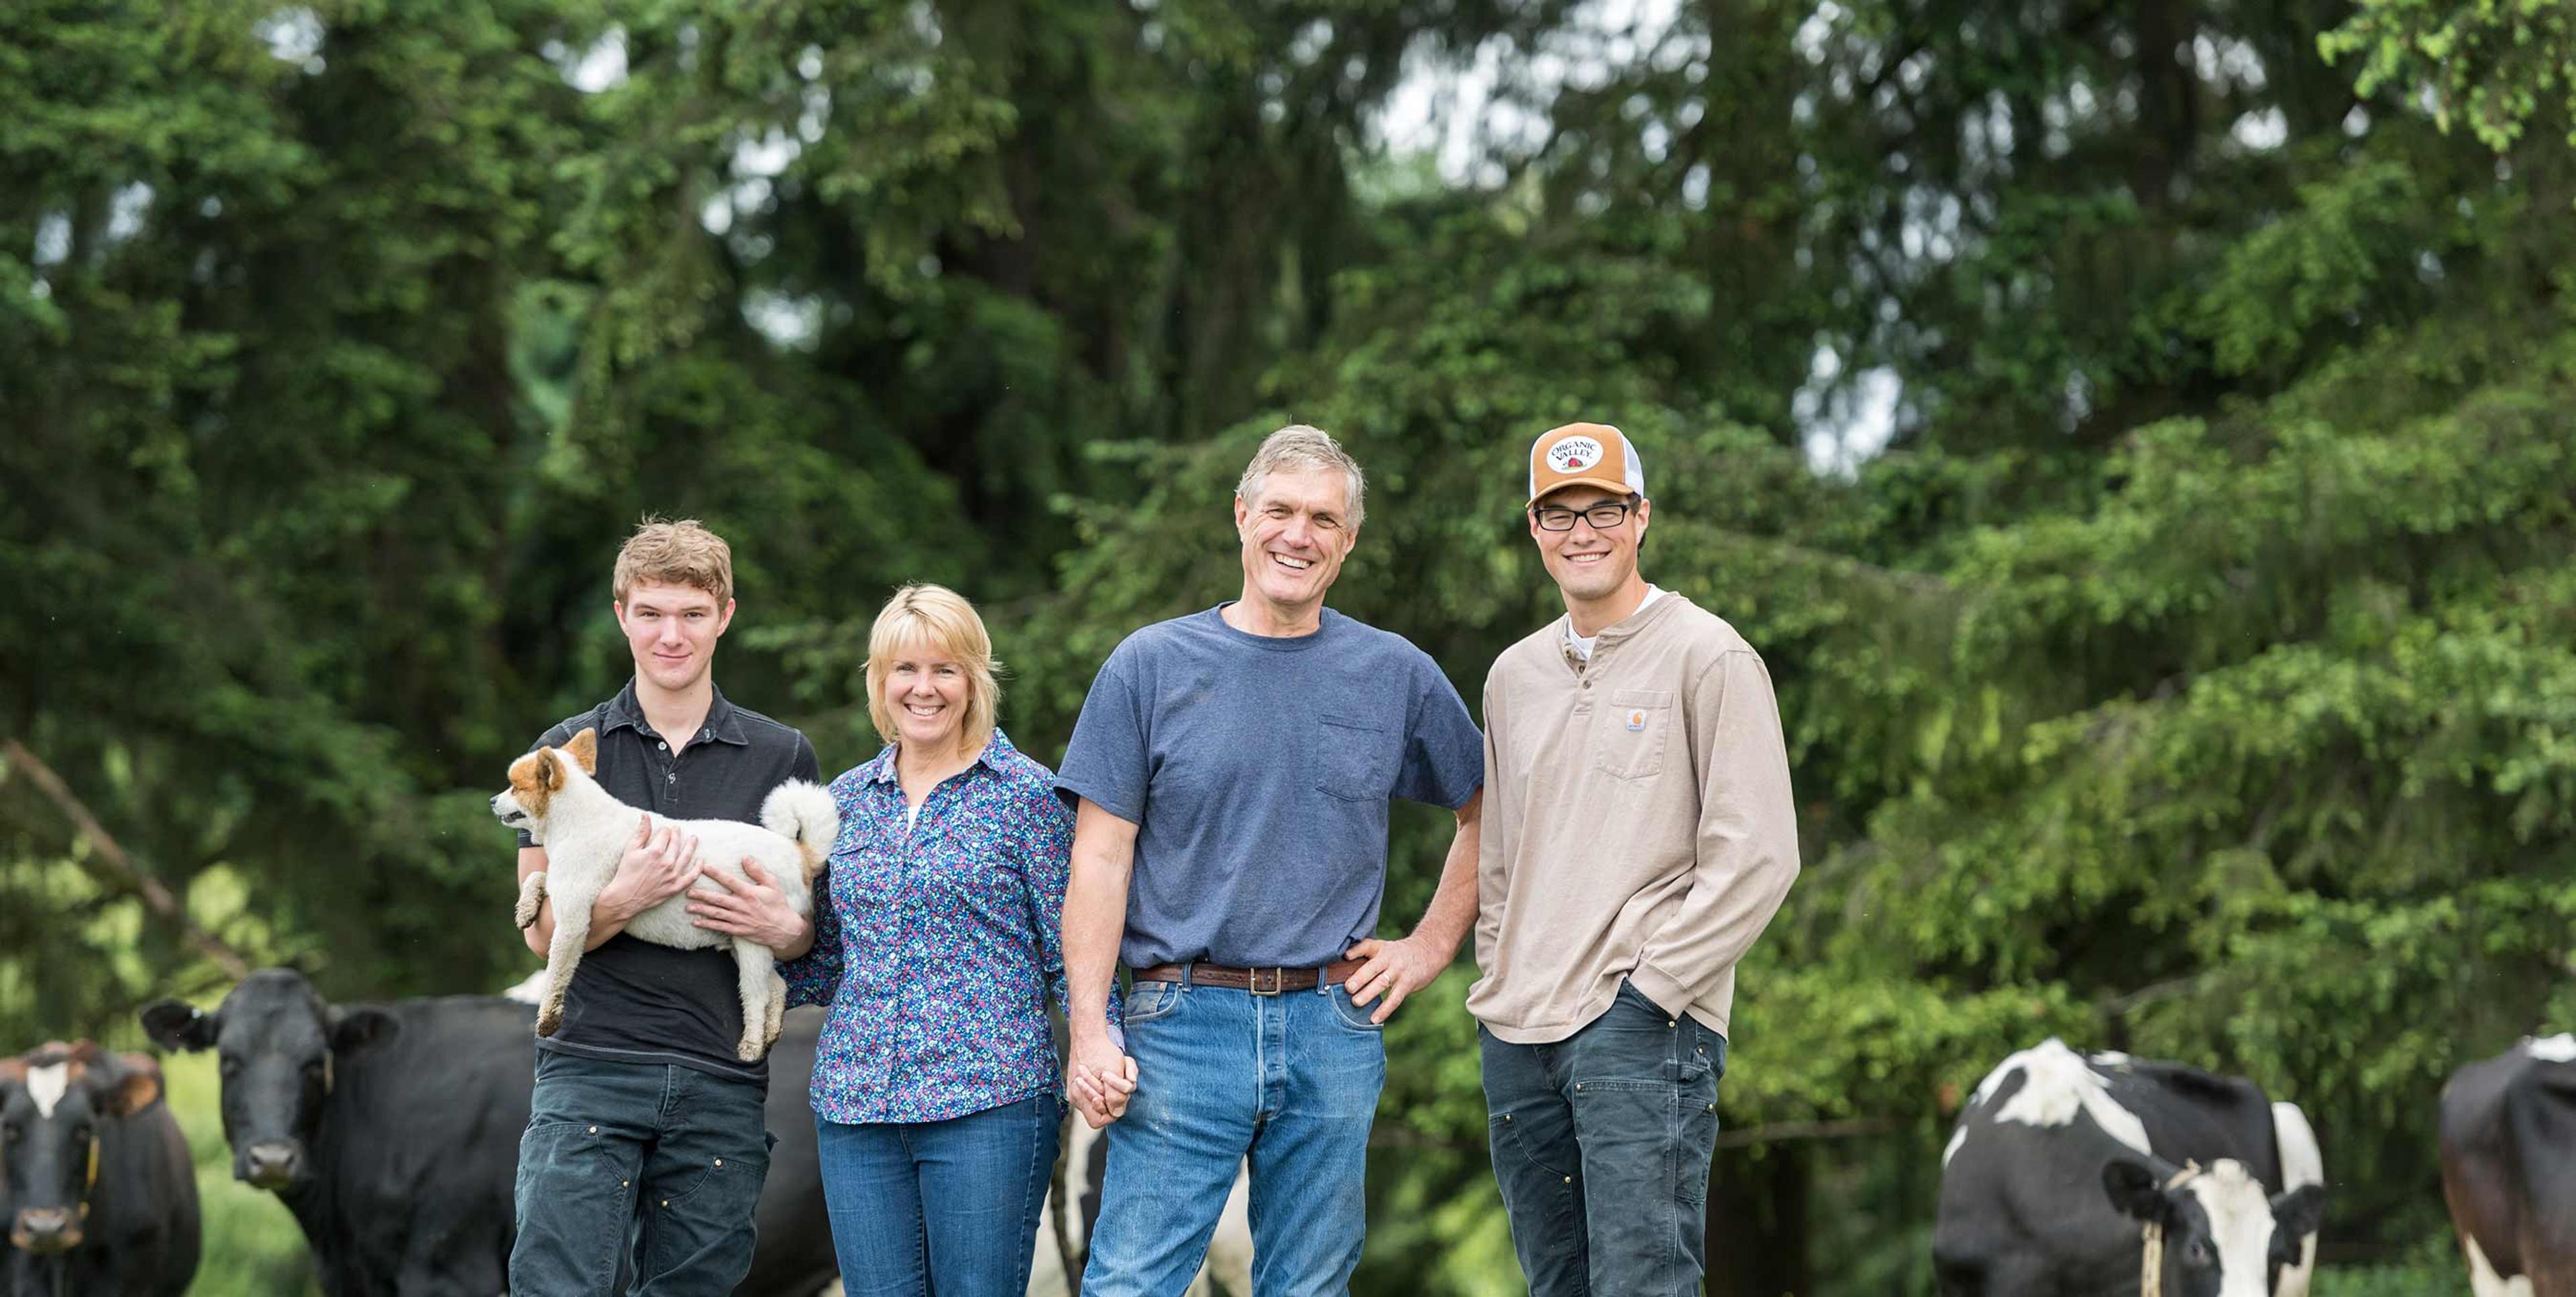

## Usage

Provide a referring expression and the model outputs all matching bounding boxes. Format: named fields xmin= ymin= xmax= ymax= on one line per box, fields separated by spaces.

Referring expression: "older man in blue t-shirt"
xmin=1056 ymin=424 xmax=1486 ymax=1296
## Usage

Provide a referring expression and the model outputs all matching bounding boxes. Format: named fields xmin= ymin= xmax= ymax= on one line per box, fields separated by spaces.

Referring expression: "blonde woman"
xmin=779 ymin=584 xmax=1097 ymax=1295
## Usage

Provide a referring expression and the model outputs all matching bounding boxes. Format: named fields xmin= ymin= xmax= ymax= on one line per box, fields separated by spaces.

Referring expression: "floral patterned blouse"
xmin=781 ymin=729 xmax=1110 ymax=1123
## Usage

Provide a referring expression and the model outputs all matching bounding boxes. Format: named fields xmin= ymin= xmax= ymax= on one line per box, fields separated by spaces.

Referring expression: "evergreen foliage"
xmin=4 ymin=0 xmax=2568 ymax=1289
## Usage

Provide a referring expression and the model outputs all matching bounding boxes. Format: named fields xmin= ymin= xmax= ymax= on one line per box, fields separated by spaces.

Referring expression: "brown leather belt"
xmin=1129 ymin=960 xmax=1366 ymax=995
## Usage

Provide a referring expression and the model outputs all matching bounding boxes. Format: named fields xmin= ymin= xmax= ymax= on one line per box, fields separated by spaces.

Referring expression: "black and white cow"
xmin=0 ymin=1041 xmax=199 ymax=1297
xmin=2440 ymin=1032 xmax=2576 ymax=1297
xmin=1933 ymin=1039 xmax=2324 ymax=1297
xmin=139 ymin=968 xmax=835 ymax=1296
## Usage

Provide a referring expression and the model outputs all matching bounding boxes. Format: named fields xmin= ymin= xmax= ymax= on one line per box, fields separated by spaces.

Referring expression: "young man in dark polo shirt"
xmin=509 ymin=518 xmax=821 ymax=1295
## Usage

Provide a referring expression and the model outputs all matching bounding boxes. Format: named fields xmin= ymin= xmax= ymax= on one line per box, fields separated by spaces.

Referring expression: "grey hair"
xmin=1236 ymin=424 xmax=1366 ymax=529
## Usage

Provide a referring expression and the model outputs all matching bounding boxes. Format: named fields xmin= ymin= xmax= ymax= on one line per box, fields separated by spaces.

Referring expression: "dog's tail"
xmin=761 ymin=781 xmax=840 ymax=881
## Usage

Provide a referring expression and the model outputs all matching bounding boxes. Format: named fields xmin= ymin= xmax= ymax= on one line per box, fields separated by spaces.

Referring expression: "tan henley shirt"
xmin=1467 ymin=592 xmax=1800 ymax=1044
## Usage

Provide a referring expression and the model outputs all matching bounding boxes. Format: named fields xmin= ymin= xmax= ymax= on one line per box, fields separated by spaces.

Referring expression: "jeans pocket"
xmin=1678 ymin=1068 xmax=1719 ymax=1206
xmin=517 ymin=1119 xmax=610 ymax=1176
xmin=1324 ymin=986 xmax=1385 ymax=1033
xmin=512 ymin=1121 xmax=635 ymax=1294
xmin=662 ymin=1137 xmax=769 ymax=1210
xmin=1122 ymin=980 xmax=1185 ymax=1024
xmin=1679 ymin=1023 xmax=1727 ymax=1084
xmin=1489 ymin=1109 xmax=1574 ymax=1181
xmin=1615 ymin=978 xmax=1668 ymax=1019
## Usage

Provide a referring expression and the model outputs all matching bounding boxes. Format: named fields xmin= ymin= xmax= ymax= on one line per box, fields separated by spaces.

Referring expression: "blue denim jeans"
xmin=509 ymin=1052 xmax=773 ymax=1296
xmin=814 ymin=1093 xmax=1059 ymax=1296
xmin=1479 ymin=980 xmax=1726 ymax=1297
xmin=1081 ymin=977 xmax=1386 ymax=1297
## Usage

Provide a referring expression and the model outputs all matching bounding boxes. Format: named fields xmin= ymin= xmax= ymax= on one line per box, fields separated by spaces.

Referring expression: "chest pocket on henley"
xmin=1595 ymin=688 xmax=1674 ymax=781
xmin=1315 ymin=713 xmax=1397 ymax=800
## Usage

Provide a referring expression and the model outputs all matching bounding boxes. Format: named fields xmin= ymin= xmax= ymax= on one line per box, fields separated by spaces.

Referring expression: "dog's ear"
xmin=565 ymin=728 xmax=598 ymax=775
xmin=140 ymin=1000 xmax=219 ymax=1052
xmin=536 ymin=746 xmax=565 ymax=791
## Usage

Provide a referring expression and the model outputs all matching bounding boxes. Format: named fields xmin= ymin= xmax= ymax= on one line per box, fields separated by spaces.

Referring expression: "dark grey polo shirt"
xmin=518 ymin=679 xmax=819 ymax=1084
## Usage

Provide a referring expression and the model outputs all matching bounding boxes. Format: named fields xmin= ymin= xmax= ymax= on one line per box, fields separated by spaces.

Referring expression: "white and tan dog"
xmin=491 ymin=728 xmax=837 ymax=1062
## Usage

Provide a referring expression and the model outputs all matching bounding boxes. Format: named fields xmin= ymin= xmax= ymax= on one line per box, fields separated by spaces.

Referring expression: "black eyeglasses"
xmin=1531 ymin=498 xmax=1639 ymax=532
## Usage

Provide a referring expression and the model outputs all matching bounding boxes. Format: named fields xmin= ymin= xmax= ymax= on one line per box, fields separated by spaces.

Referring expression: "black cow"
xmin=2440 ymin=1033 xmax=2576 ymax=1297
xmin=0 ymin=1041 xmax=199 ymax=1297
xmin=140 ymin=968 xmax=835 ymax=1296
xmin=1933 ymin=1039 xmax=2324 ymax=1297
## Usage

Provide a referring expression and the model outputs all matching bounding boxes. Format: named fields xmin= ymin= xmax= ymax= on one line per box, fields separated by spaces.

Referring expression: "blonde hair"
xmin=863 ymin=583 xmax=1001 ymax=757
xmin=1238 ymin=424 xmax=1366 ymax=529
xmin=613 ymin=518 xmax=734 ymax=606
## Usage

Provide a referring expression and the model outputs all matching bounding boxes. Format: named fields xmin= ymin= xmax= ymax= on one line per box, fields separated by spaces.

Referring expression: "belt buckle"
xmin=1247 ymin=967 xmax=1285 ymax=997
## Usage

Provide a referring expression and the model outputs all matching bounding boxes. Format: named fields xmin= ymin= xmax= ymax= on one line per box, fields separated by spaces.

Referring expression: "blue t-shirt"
xmin=1055 ymin=606 xmax=1486 ymax=969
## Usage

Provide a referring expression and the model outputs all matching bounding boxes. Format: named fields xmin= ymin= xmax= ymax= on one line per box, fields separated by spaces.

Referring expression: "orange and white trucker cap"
xmin=1528 ymin=422 xmax=1646 ymax=506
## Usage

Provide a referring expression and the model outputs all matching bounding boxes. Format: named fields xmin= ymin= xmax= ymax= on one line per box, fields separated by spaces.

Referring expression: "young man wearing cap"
xmin=1468 ymin=423 xmax=1801 ymax=1296
xmin=1054 ymin=424 xmax=1487 ymax=1296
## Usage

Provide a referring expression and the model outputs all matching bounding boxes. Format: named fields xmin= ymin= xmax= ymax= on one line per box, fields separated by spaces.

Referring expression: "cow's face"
xmin=139 ymin=970 xmax=395 ymax=1192
xmin=0 ymin=1044 xmax=161 ymax=1254
xmin=2104 ymin=1158 xmax=2325 ymax=1297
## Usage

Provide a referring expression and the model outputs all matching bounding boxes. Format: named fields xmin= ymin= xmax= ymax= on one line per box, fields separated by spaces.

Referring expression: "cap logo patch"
xmin=1625 ymin=708 xmax=1648 ymax=732
xmin=1547 ymin=436 xmax=1605 ymax=473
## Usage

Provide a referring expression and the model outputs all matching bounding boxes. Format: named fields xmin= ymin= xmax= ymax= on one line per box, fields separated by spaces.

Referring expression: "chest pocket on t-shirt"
xmin=1315 ymin=713 xmax=1397 ymax=801
xmin=1595 ymin=689 xmax=1674 ymax=781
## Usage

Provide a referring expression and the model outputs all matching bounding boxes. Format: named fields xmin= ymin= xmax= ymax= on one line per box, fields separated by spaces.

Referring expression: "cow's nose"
xmin=12 ymin=1207 xmax=80 ymax=1253
xmin=245 ymin=1141 xmax=301 ymax=1187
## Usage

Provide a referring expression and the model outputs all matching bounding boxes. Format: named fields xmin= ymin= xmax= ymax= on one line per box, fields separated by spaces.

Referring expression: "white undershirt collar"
xmin=1565 ymin=585 xmax=1664 ymax=663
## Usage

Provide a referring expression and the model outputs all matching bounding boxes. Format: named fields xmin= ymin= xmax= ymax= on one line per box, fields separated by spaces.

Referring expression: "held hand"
xmin=1066 ymin=1031 xmax=1137 ymax=1130
xmin=688 ymin=858 xmax=809 ymax=950
xmin=601 ymin=820 xmax=701 ymax=921
xmin=1343 ymin=934 xmax=1451 ymax=1024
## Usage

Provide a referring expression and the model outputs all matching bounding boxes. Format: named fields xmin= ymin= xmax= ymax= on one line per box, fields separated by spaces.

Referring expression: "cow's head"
xmin=139 ymin=969 xmax=395 ymax=1192
xmin=2104 ymin=1158 xmax=2324 ymax=1297
xmin=0 ymin=1041 xmax=162 ymax=1254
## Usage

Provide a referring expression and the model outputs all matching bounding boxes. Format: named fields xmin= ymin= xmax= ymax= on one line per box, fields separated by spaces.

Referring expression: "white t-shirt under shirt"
xmin=1563 ymin=585 xmax=1665 ymax=663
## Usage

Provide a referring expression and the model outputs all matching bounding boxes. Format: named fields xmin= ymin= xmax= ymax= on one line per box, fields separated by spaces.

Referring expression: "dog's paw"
xmin=735 ymin=1035 xmax=763 ymax=1063
xmin=513 ymin=872 xmax=547 ymax=930
xmin=535 ymin=1009 xmax=561 ymax=1037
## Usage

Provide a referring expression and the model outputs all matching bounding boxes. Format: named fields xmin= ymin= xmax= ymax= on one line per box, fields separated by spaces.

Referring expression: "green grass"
xmin=2309 ymin=1239 xmax=2471 ymax=1297
xmin=150 ymin=1038 xmax=2481 ymax=1297
xmin=160 ymin=1048 xmax=322 ymax=1297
